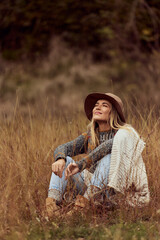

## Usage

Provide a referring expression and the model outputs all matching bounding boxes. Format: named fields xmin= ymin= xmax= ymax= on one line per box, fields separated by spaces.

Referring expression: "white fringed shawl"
xmin=108 ymin=127 xmax=150 ymax=206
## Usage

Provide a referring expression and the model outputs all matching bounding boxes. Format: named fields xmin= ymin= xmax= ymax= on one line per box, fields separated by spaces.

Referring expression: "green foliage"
xmin=0 ymin=0 xmax=160 ymax=60
xmin=5 ymin=220 xmax=160 ymax=240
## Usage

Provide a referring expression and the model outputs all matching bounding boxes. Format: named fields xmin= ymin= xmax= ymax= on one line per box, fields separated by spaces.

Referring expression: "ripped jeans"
xmin=48 ymin=154 xmax=111 ymax=202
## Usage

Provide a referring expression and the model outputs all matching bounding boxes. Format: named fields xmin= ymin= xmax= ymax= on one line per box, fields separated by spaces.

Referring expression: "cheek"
xmin=104 ymin=109 xmax=111 ymax=118
xmin=104 ymin=108 xmax=110 ymax=114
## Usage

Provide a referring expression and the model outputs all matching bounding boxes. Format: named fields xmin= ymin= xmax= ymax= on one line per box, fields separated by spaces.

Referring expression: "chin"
xmin=93 ymin=117 xmax=106 ymax=122
xmin=93 ymin=117 xmax=101 ymax=121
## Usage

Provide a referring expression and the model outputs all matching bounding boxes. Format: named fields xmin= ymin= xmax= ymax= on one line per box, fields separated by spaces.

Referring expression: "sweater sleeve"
xmin=76 ymin=138 xmax=113 ymax=171
xmin=54 ymin=133 xmax=87 ymax=161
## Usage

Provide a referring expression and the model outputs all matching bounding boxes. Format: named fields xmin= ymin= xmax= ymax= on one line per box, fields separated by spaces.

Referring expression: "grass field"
xmin=0 ymin=102 xmax=160 ymax=240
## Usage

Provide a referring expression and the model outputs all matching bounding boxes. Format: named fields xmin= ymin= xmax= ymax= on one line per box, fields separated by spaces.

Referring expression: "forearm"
xmin=77 ymin=138 xmax=113 ymax=171
xmin=54 ymin=134 xmax=87 ymax=161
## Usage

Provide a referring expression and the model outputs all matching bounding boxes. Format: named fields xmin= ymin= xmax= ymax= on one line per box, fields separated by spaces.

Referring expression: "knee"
xmin=66 ymin=156 xmax=74 ymax=165
xmin=99 ymin=154 xmax=111 ymax=165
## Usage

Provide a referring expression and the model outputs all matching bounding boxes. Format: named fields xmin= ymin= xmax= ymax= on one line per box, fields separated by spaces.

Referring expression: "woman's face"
xmin=92 ymin=99 xmax=112 ymax=122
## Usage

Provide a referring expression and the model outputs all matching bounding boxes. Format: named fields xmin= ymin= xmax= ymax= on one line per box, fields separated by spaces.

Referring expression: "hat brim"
xmin=84 ymin=93 xmax=125 ymax=123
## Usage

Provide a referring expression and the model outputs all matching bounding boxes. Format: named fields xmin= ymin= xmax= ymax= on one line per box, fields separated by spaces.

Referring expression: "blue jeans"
xmin=48 ymin=154 xmax=111 ymax=199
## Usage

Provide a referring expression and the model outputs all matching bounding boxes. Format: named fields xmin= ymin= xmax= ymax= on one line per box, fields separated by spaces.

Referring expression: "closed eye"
xmin=103 ymin=104 xmax=109 ymax=107
xmin=94 ymin=100 xmax=111 ymax=108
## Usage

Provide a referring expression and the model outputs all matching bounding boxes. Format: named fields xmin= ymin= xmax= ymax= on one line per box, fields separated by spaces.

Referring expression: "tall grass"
xmin=0 ymin=103 xmax=160 ymax=239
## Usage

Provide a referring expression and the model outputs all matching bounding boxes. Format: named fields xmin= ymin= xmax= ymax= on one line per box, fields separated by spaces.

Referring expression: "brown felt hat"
xmin=84 ymin=92 xmax=125 ymax=123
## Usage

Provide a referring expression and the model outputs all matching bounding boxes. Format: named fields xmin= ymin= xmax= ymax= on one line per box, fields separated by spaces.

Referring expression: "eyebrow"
xmin=95 ymin=101 xmax=109 ymax=105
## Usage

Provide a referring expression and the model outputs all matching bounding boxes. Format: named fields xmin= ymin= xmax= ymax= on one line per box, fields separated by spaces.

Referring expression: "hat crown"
xmin=105 ymin=93 xmax=124 ymax=110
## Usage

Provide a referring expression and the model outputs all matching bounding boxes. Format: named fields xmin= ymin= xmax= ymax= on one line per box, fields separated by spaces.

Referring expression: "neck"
xmin=98 ymin=122 xmax=111 ymax=132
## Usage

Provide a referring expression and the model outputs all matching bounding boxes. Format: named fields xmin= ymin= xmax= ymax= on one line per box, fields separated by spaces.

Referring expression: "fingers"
xmin=64 ymin=169 xmax=68 ymax=180
xmin=52 ymin=163 xmax=58 ymax=175
xmin=52 ymin=162 xmax=65 ymax=178
xmin=59 ymin=165 xmax=65 ymax=178
xmin=65 ymin=163 xmax=77 ymax=179
xmin=52 ymin=161 xmax=79 ymax=180
xmin=65 ymin=163 xmax=74 ymax=179
xmin=67 ymin=163 xmax=72 ymax=174
xmin=65 ymin=164 xmax=71 ymax=180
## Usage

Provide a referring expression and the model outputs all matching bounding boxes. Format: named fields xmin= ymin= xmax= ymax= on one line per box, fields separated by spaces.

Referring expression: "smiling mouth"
xmin=94 ymin=112 xmax=102 ymax=115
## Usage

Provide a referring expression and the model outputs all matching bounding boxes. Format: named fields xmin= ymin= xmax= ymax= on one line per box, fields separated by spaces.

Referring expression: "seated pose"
xmin=46 ymin=93 xmax=150 ymax=217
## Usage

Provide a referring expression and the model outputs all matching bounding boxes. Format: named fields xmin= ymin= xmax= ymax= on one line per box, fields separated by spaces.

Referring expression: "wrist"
xmin=55 ymin=155 xmax=66 ymax=162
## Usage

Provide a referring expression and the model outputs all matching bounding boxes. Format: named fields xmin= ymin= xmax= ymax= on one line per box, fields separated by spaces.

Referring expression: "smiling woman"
xmin=46 ymin=92 xmax=150 ymax=218
xmin=92 ymin=100 xmax=112 ymax=131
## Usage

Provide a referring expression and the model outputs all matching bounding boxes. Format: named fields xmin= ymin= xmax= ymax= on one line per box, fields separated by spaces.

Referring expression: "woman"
xmin=46 ymin=93 xmax=150 ymax=217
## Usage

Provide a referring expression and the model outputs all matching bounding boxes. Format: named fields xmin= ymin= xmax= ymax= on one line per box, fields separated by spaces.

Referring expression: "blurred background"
xmin=0 ymin=2 xmax=160 ymax=238
xmin=0 ymin=0 xmax=160 ymax=118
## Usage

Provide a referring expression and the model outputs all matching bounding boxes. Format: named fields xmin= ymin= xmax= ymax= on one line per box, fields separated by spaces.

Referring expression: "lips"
xmin=94 ymin=112 xmax=102 ymax=115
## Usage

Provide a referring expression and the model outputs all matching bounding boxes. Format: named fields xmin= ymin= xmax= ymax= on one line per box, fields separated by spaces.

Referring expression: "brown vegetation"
xmin=1 ymin=39 xmax=160 ymax=120
xmin=0 ymin=1 xmax=160 ymax=238
xmin=0 ymin=102 xmax=160 ymax=238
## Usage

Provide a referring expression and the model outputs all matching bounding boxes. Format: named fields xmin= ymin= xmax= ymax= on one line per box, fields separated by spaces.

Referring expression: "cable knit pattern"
xmin=108 ymin=127 xmax=150 ymax=206
xmin=54 ymin=134 xmax=86 ymax=161
xmin=54 ymin=130 xmax=116 ymax=173
xmin=77 ymin=138 xmax=113 ymax=172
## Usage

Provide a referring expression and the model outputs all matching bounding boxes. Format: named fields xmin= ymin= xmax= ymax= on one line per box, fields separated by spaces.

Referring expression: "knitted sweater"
xmin=54 ymin=127 xmax=150 ymax=206
xmin=54 ymin=130 xmax=116 ymax=173
xmin=108 ymin=127 xmax=150 ymax=206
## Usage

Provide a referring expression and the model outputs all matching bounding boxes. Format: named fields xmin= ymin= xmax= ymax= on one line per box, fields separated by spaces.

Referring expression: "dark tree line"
xmin=0 ymin=0 xmax=160 ymax=60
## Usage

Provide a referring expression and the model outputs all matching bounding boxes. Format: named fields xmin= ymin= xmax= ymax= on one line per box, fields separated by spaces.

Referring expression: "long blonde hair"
xmin=88 ymin=105 xmax=129 ymax=148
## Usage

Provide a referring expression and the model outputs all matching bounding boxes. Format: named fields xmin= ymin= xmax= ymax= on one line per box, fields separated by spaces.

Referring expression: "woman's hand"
xmin=52 ymin=159 xmax=66 ymax=178
xmin=65 ymin=163 xmax=80 ymax=179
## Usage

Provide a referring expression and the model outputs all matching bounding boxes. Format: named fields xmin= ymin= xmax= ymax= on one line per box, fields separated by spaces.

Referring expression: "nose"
xmin=95 ymin=104 xmax=101 ymax=110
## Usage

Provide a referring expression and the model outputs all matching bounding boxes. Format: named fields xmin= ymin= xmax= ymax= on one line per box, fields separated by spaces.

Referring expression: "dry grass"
xmin=0 ymin=102 xmax=160 ymax=239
